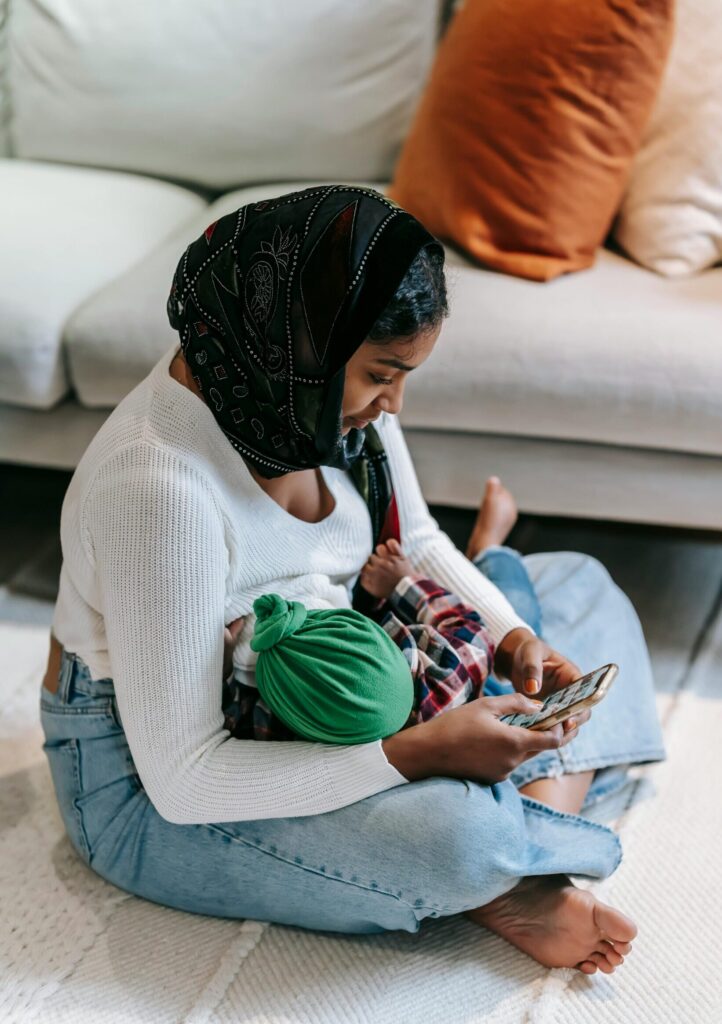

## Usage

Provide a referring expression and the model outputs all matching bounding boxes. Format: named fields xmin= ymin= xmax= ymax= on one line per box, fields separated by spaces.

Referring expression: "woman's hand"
xmin=382 ymin=692 xmax=582 ymax=784
xmin=494 ymin=627 xmax=584 ymax=696
xmin=492 ymin=626 xmax=591 ymax=738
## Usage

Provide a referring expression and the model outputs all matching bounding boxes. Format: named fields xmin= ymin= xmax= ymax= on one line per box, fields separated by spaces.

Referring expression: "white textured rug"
xmin=2 ymin=585 xmax=721 ymax=1024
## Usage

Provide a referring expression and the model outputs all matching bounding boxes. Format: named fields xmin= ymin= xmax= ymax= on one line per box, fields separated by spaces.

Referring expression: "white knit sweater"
xmin=52 ymin=344 xmax=533 ymax=824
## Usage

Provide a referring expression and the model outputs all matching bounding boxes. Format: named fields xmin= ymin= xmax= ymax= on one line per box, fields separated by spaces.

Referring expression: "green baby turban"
xmin=251 ymin=593 xmax=414 ymax=744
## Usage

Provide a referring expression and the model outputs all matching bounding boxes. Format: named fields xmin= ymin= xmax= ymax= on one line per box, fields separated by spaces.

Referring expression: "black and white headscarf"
xmin=166 ymin=184 xmax=443 ymax=479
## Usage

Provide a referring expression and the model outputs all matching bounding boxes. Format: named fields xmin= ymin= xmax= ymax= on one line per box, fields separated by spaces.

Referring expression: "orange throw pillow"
xmin=388 ymin=0 xmax=674 ymax=282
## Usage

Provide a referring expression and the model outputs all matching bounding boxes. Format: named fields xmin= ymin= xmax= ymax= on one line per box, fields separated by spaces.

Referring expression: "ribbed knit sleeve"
xmin=86 ymin=444 xmax=406 ymax=825
xmin=379 ymin=415 xmax=536 ymax=648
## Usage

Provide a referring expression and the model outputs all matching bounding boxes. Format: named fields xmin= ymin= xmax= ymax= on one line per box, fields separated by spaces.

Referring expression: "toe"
xmin=593 ymin=901 xmax=638 ymax=944
xmin=585 ymin=950 xmax=614 ymax=974
xmin=576 ymin=961 xmax=598 ymax=974
xmin=588 ymin=951 xmax=615 ymax=974
xmin=610 ymin=940 xmax=633 ymax=956
xmin=597 ymin=941 xmax=624 ymax=967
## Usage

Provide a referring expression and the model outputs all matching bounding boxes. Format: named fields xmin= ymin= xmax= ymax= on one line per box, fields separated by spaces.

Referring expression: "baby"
xmin=222 ymin=477 xmax=542 ymax=743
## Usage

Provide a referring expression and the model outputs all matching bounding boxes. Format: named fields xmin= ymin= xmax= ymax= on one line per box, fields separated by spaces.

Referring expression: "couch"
xmin=1 ymin=0 xmax=720 ymax=531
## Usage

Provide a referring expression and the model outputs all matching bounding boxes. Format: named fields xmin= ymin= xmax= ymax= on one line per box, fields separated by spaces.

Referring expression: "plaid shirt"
xmin=381 ymin=574 xmax=495 ymax=723
xmin=221 ymin=574 xmax=495 ymax=740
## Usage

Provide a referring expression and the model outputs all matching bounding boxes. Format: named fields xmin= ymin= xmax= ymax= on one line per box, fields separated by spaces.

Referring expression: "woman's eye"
xmin=371 ymin=373 xmax=394 ymax=386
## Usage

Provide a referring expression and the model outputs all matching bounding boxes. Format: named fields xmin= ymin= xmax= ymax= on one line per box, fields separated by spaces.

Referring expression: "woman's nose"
xmin=378 ymin=378 xmax=405 ymax=416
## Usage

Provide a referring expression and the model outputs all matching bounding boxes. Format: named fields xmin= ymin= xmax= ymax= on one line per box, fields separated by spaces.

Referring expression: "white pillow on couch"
xmin=613 ymin=0 xmax=722 ymax=277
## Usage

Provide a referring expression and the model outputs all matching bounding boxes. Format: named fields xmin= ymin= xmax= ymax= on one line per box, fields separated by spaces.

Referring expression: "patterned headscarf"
xmin=166 ymin=184 xmax=443 ymax=479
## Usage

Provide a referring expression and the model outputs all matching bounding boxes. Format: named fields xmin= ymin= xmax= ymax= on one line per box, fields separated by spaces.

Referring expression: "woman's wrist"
xmin=493 ymin=626 xmax=535 ymax=681
xmin=381 ymin=723 xmax=435 ymax=782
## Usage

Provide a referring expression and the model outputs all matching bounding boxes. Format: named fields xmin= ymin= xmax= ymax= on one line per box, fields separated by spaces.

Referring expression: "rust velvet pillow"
xmin=387 ymin=0 xmax=674 ymax=282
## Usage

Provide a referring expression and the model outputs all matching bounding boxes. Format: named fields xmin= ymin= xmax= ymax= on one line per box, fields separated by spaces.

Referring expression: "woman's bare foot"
xmin=467 ymin=874 xmax=637 ymax=975
xmin=466 ymin=476 xmax=519 ymax=561
xmin=360 ymin=538 xmax=414 ymax=599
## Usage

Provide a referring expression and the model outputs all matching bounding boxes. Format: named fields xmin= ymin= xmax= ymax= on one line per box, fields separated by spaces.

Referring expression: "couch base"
xmin=405 ymin=429 xmax=722 ymax=533
xmin=1 ymin=400 xmax=720 ymax=532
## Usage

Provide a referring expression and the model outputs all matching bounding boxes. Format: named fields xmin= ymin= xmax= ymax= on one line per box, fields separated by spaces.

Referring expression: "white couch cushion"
xmin=9 ymin=0 xmax=441 ymax=191
xmin=402 ymin=246 xmax=722 ymax=457
xmin=0 ymin=160 xmax=206 ymax=409
xmin=66 ymin=180 xmax=722 ymax=459
xmin=65 ymin=181 xmax=379 ymax=406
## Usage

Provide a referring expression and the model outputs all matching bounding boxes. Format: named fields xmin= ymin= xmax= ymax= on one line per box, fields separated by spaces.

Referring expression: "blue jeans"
xmin=40 ymin=550 xmax=666 ymax=932
xmin=474 ymin=544 xmax=543 ymax=696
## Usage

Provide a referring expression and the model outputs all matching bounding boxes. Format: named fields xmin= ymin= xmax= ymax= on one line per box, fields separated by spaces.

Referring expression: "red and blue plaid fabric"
xmin=221 ymin=574 xmax=495 ymax=740
xmin=381 ymin=575 xmax=495 ymax=722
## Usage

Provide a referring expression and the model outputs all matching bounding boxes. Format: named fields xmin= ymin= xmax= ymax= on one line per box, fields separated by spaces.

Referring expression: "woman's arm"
xmin=87 ymin=446 xmax=406 ymax=825
xmin=376 ymin=414 xmax=536 ymax=649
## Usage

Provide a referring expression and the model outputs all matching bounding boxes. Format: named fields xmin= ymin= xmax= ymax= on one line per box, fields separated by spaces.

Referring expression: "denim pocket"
xmin=42 ymin=738 xmax=92 ymax=864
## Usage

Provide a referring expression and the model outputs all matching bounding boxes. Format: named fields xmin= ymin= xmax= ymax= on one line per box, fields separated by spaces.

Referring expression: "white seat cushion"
xmin=0 ymin=160 xmax=206 ymax=408
xmin=401 ymin=246 xmax=722 ymax=457
xmin=64 ymin=181 xmax=379 ymax=406
xmin=9 ymin=0 xmax=441 ymax=190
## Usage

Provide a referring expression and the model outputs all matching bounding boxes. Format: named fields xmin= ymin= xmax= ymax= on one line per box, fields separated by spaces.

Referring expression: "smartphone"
xmin=499 ymin=663 xmax=618 ymax=731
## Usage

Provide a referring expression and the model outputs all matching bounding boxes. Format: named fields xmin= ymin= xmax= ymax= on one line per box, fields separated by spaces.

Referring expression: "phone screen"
xmin=500 ymin=664 xmax=614 ymax=729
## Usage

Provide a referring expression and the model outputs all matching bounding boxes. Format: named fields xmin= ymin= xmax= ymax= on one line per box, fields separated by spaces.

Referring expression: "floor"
xmin=2 ymin=462 xmax=721 ymax=1023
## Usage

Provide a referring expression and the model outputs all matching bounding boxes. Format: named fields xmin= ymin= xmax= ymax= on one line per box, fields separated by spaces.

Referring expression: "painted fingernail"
xmin=524 ymin=679 xmax=540 ymax=694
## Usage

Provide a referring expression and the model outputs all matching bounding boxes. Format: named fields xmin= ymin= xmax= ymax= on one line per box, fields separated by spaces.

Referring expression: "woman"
xmin=40 ymin=186 xmax=665 ymax=976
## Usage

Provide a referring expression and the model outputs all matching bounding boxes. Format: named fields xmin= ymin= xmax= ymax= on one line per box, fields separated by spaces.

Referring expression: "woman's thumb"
xmin=521 ymin=641 xmax=544 ymax=694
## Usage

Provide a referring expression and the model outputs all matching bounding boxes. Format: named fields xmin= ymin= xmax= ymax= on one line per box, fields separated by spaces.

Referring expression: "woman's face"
xmin=341 ymin=326 xmax=441 ymax=434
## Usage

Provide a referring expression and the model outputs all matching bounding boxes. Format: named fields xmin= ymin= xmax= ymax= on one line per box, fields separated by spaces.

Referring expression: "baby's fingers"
xmin=225 ymin=616 xmax=246 ymax=641
xmin=223 ymin=616 xmax=246 ymax=680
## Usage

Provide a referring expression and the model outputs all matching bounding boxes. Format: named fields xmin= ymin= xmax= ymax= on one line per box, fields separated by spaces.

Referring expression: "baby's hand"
xmin=360 ymin=539 xmax=414 ymax=599
xmin=223 ymin=616 xmax=246 ymax=682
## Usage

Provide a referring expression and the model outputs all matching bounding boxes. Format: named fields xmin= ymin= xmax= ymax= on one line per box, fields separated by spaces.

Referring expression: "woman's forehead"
xmin=363 ymin=328 xmax=440 ymax=365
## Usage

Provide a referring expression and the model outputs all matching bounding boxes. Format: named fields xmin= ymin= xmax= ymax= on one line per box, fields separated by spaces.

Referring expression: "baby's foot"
xmin=467 ymin=874 xmax=637 ymax=975
xmin=360 ymin=538 xmax=414 ymax=599
xmin=466 ymin=476 xmax=518 ymax=561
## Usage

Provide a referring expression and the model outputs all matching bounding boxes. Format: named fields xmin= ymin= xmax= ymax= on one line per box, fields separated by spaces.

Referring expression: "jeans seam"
xmin=205 ymin=823 xmax=440 ymax=914
xmin=514 ymin=747 xmax=666 ymax=787
xmin=40 ymin=700 xmax=117 ymax=718
xmin=519 ymin=795 xmax=620 ymax=832
xmin=555 ymin=748 xmax=667 ymax=773
xmin=62 ymin=739 xmax=92 ymax=863
xmin=519 ymin=796 xmax=624 ymax=871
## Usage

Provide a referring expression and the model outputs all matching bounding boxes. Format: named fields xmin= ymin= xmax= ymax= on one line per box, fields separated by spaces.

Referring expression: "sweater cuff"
xmin=325 ymin=739 xmax=409 ymax=804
